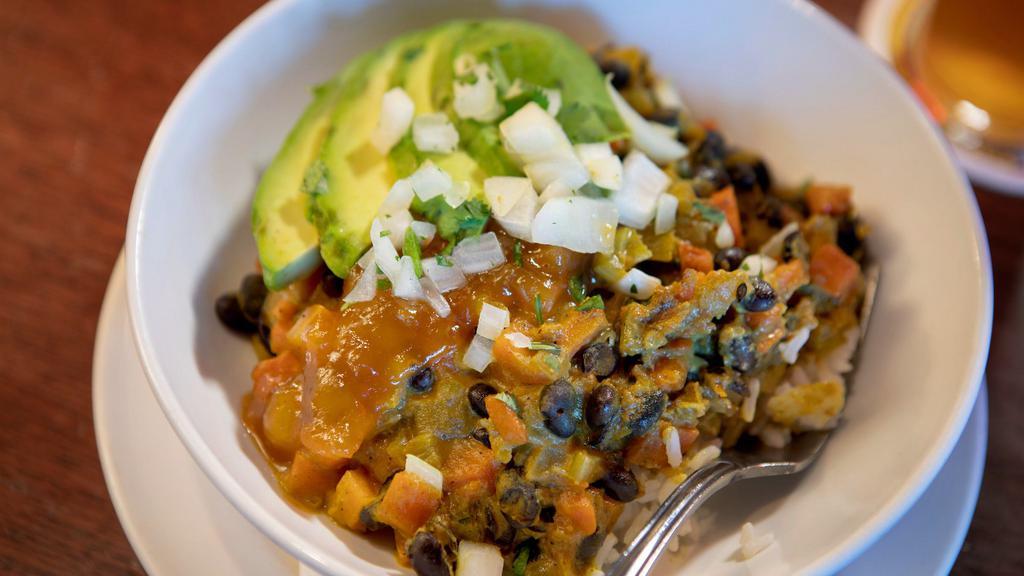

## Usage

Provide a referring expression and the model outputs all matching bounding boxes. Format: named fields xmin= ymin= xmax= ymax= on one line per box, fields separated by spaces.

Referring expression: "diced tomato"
xmin=677 ymin=241 xmax=713 ymax=273
xmin=442 ymin=439 xmax=499 ymax=492
xmin=375 ymin=471 xmax=442 ymax=536
xmin=485 ymin=396 xmax=528 ymax=446
xmin=555 ymin=489 xmax=597 ymax=535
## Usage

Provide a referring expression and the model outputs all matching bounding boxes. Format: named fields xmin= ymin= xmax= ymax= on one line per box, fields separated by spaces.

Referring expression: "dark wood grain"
xmin=0 ymin=0 xmax=1019 ymax=574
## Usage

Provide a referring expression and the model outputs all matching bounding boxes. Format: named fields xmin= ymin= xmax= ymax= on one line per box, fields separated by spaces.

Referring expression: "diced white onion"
xmin=370 ymin=219 xmax=401 ymax=282
xmin=444 ymin=181 xmax=470 ymax=208
xmin=574 ymin=142 xmax=614 ymax=163
xmin=379 ymin=179 xmax=414 ymax=217
xmin=614 ymin=151 xmax=670 ymax=229
xmin=663 ymin=426 xmax=683 ymax=468
xmin=778 ymin=327 xmax=811 ymax=364
xmin=381 ymin=209 xmax=413 ymax=249
xmin=410 ymin=220 xmax=436 ymax=244
xmin=477 ymin=303 xmax=510 ymax=340
xmin=587 ymin=155 xmax=624 ymax=191
xmin=420 ymin=277 xmax=451 ymax=318
xmin=422 ymin=258 xmax=467 ymax=293
xmin=652 ymin=77 xmax=686 ymax=111
xmin=462 ymin=334 xmax=495 ymax=373
xmin=614 ymin=268 xmax=661 ymax=299
xmin=504 ymin=331 xmax=531 ymax=348
xmin=531 ymin=196 xmax=618 ymax=254
xmin=606 ymin=79 xmax=688 ymax=164
xmin=483 ymin=176 xmax=532 ymax=218
xmin=453 ymin=53 xmax=477 ymax=76
xmin=455 ymin=541 xmax=504 ymax=576
xmin=356 ymin=248 xmax=376 ymax=271
xmin=499 ymin=102 xmax=574 ymax=165
xmin=412 ymin=113 xmax=459 ymax=153
xmin=409 ymin=160 xmax=452 ymax=201
xmin=494 ymin=187 xmax=537 ymax=241
xmin=370 ymin=87 xmax=414 ymax=154
xmin=741 ymin=378 xmax=761 ymax=423
xmin=342 ymin=267 xmax=377 ymax=303
xmin=715 ymin=221 xmax=735 ymax=249
xmin=544 ymin=88 xmax=562 ymax=117
xmin=654 ymin=193 xmax=678 ymax=235
xmin=405 ymin=454 xmax=443 ymax=493
xmin=392 ymin=256 xmax=424 ymax=301
xmin=454 ymin=63 xmax=503 ymax=122
xmin=758 ymin=222 xmax=800 ymax=259
xmin=453 ymin=232 xmax=506 ymax=273
xmin=740 ymin=254 xmax=778 ymax=276
xmin=524 ymin=156 xmax=589 ymax=192
xmin=538 ymin=180 xmax=573 ymax=204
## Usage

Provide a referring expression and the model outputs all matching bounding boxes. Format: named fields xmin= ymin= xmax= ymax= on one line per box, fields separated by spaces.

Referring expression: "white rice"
xmin=600 ymin=327 xmax=860 ymax=571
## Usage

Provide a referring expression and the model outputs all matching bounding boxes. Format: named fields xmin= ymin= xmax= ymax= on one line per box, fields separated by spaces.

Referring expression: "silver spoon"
xmin=607 ymin=264 xmax=880 ymax=576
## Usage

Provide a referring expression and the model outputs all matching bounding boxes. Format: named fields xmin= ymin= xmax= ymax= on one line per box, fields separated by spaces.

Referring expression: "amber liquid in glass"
xmin=893 ymin=0 xmax=1024 ymax=160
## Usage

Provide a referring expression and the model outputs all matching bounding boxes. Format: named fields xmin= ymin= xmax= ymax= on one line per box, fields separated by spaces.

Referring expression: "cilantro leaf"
xmin=568 ymin=276 xmax=586 ymax=303
xmin=693 ymin=201 xmax=726 ymax=224
xmin=577 ymin=295 xmax=604 ymax=311
xmin=403 ymin=227 xmax=423 ymax=278
xmin=577 ymin=181 xmax=612 ymax=199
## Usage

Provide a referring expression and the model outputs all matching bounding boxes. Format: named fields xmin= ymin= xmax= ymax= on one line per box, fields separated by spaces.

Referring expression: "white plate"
xmin=859 ymin=0 xmax=1024 ymax=196
xmin=95 ymin=255 xmax=988 ymax=575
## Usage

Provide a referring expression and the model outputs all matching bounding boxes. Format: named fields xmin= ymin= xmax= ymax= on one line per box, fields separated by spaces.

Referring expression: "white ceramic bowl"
xmin=125 ymin=0 xmax=993 ymax=574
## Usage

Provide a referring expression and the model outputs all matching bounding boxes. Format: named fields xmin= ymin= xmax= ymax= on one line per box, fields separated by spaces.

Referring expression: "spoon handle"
xmin=606 ymin=460 xmax=741 ymax=576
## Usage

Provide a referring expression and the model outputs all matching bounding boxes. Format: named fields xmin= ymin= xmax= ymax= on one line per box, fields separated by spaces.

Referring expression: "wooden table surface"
xmin=1 ymin=0 xmax=1020 ymax=574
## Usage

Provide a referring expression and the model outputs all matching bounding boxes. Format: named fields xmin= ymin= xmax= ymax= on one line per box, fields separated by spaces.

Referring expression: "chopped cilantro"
xmin=568 ymin=276 xmax=586 ymax=303
xmin=528 ymin=342 xmax=560 ymax=353
xmin=577 ymin=295 xmax=604 ymax=311
xmin=414 ymin=196 xmax=490 ymax=245
xmin=534 ymin=294 xmax=544 ymax=325
xmin=503 ymin=86 xmax=550 ymax=118
xmin=541 ymin=353 xmax=561 ymax=371
xmin=513 ymin=240 xmax=524 ymax=267
xmin=630 ymin=283 xmax=638 ymax=295
xmin=693 ymin=201 xmax=726 ymax=224
xmin=377 ymin=278 xmax=392 ymax=290
xmin=512 ymin=539 xmax=539 ymax=576
xmin=435 ymin=254 xmax=453 ymax=267
xmin=403 ymin=228 xmax=423 ymax=278
xmin=577 ymin=181 xmax=612 ymax=199
xmin=379 ymin=229 xmax=391 ymax=237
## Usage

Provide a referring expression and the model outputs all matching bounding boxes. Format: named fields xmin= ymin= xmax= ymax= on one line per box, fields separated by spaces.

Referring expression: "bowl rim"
xmin=124 ymin=0 xmax=993 ymax=574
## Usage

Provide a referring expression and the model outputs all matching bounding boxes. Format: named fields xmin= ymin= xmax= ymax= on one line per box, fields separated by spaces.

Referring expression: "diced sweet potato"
xmin=327 ymin=468 xmax=380 ymax=531
xmin=485 ymin=396 xmax=528 ymax=446
xmin=375 ymin=471 xmax=442 ymax=535
xmin=491 ymin=333 xmax=559 ymax=386
xmin=677 ymin=427 xmax=700 ymax=453
xmin=708 ymin=186 xmax=744 ymax=247
xmin=769 ymin=259 xmax=809 ymax=302
xmin=810 ymin=243 xmax=860 ymax=299
xmin=262 ymin=385 xmax=302 ymax=456
xmin=555 ymin=490 xmax=597 ymax=535
xmin=650 ymin=357 xmax=687 ymax=393
xmin=625 ymin=430 xmax=668 ymax=469
xmin=246 ymin=351 xmax=302 ymax=435
xmin=539 ymin=309 xmax=611 ymax=368
xmin=677 ymin=241 xmax=713 ymax=273
xmin=442 ymin=439 xmax=499 ymax=492
xmin=282 ymin=450 xmax=341 ymax=508
xmin=805 ymin=184 xmax=852 ymax=215
xmin=267 ymin=299 xmax=299 ymax=353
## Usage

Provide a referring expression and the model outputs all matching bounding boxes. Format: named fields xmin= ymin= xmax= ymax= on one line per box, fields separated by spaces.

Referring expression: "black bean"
xmin=487 ymin=506 xmax=516 ymax=549
xmin=470 ymin=426 xmax=491 ymax=448
xmin=215 ymin=293 xmax=258 ymax=334
xmin=321 ymin=269 xmax=345 ymax=298
xmin=599 ymin=59 xmax=631 ymax=89
xmin=359 ymin=505 xmax=382 ymax=532
xmin=725 ymin=334 xmax=756 ymax=373
xmin=577 ymin=531 xmax=605 ymax=564
xmin=782 ymin=231 xmax=808 ymax=262
xmin=675 ymin=157 xmax=693 ymax=179
xmin=581 ymin=343 xmax=617 ymax=378
xmin=498 ymin=472 xmax=540 ymax=527
xmin=714 ymin=247 xmax=747 ymax=271
xmin=727 ymin=163 xmax=758 ymax=192
xmin=408 ymin=531 xmax=449 ymax=576
xmin=756 ymin=196 xmax=786 ymax=228
xmin=700 ymin=131 xmax=727 ymax=162
xmin=753 ymin=160 xmax=772 ymax=191
xmin=468 ymin=383 xmax=497 ymax=417
xmin=595 ymin=465 xmax=639 ymax=502
xmin=625 ymin=390 xmax=666 ymax=437
xmin=540 ymin=379 xmax=578 ymax=439
xmin=837 ymin=216 xmax=862 ymax=256
xmin=743 ymin=278 xmax=777 ymax=312
xmin=238 ymin=274 xmax=268 ymax=324
xmin=257 ymin=316 xmax=274 ymax=355
xmin=736 ymin=282 xmax=748 ymax=301
xmin=585 ymin=384 xmax=620 ymax=430
xmin=694 ymin=164 xmax=729 ymax=191
xmin=408 ymin=366 xmax=435 ymax=394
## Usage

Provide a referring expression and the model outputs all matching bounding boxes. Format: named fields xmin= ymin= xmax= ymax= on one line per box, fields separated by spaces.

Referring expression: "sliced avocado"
xmin=251 ymin=54 xmax=374 ymax=290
